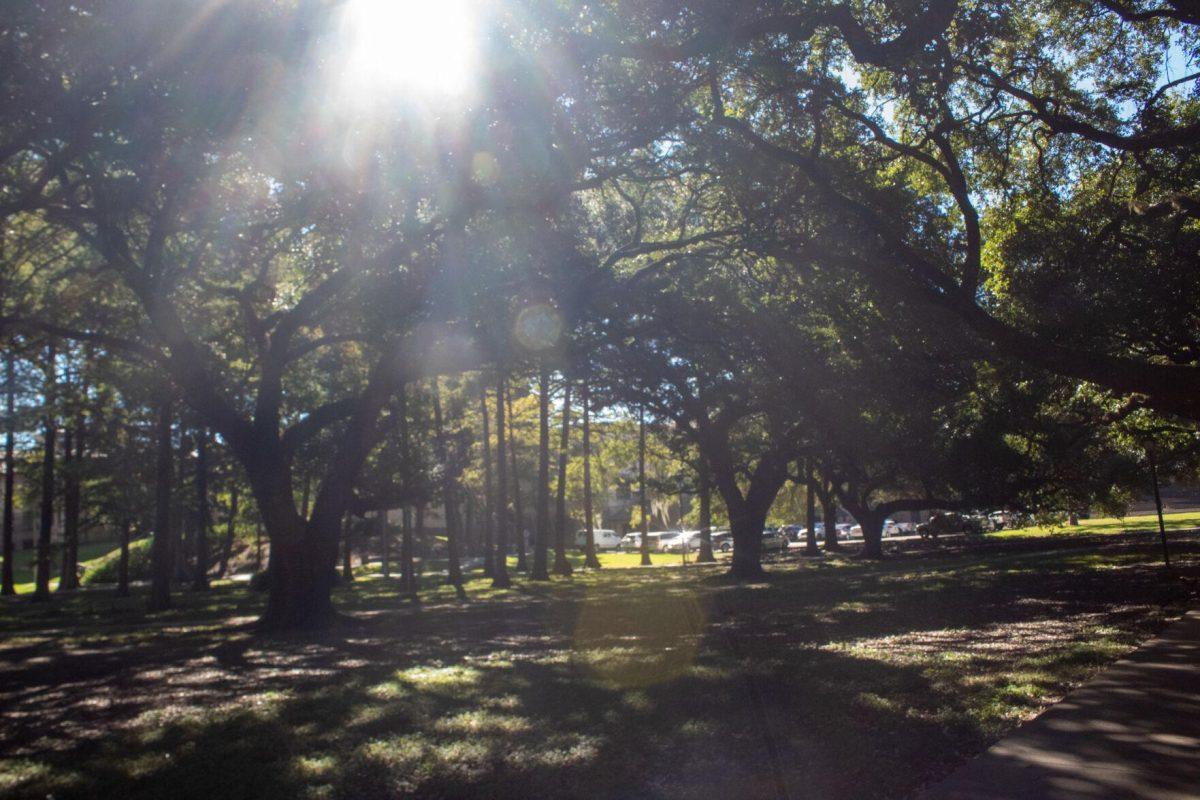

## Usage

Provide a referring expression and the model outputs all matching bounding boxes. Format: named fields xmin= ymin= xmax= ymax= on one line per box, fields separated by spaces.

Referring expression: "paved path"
xmin=920 ymin=609 xmax=1200 ymax=800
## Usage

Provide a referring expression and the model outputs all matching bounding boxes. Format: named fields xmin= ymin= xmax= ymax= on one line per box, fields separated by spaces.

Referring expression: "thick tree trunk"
xmin=115 ymin=518 xmax=131 ymax=597
xmin=821 ymin=487 xmax=841 ymax=551
xmin=341 ymin=513 xmax=354 ymax=582
xmin=34 ymin=343 xmax=56 ymax=600
xmin=696 ymin=462 xmax=716 ymax=563
xmin=581 ymin=380 xmax=601 ymax=569
xmin=804 ymin=461 xmax=820 ymax=556
xmin=491 ymin=374 xmax=512 ymax=588
xmin=638 ymin=406 xmax=651 ymax=566
xmin=531 ymin=368 xmax=551 ymax=581
xmin=218 ymin=483 xmax=238 ymax=578
xmin=846 ymin=503 xmax=885 ymax=559
xmin=193 ymin=429 xmax=210 ymax=590
xmin=727 ymin=502 xmax=769 ymax=579
xmin=2 ymin=349 xmax=15 ymax=596
xmin=507 ymin=384 xmax=527 ymax=573
xmin=479 ymin=381 xmax=495 ymax=577
xmin=148 ymin=397 xmax=174 ymax=611
xmin=552 ymin=379 xmax=573 ymax=576
xmin=258 ymin=523 xmax=337 ymax=631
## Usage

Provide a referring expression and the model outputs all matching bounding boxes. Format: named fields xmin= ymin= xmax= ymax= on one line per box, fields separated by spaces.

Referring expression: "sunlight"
xmin=340 ymin=0 xmax=479 ymax=98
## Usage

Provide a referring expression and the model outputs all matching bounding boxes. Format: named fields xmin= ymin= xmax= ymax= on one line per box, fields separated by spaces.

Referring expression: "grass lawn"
xmin=8 ymin=541 xmax=122 ymax=595
xmin=1 ymin=532 xmax=1197 ymax=800
xmin=995 ymin=510 xmax=1200 ymax=539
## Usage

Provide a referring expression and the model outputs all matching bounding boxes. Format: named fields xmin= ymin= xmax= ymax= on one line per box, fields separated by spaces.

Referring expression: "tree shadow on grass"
xmin=1 ymin=537 xmax=1197 ymax=799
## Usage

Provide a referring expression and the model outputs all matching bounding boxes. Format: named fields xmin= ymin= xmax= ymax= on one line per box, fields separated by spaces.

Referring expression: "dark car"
xmin=917 ymin=512 xmax=984 ymax=539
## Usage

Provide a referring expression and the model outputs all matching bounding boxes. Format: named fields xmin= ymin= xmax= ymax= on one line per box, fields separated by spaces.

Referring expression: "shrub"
xmin=80 ymin=537 xmax=154 ymax=585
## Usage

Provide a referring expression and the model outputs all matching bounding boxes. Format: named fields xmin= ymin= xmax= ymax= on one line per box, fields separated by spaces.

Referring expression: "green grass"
xmin=9 ymin=540 xmax=123 ymax=594
xmin=1 ymin=532 xmax=1197 ymax=800
xmin=995 ymin=510 xmax=1200 ymax=539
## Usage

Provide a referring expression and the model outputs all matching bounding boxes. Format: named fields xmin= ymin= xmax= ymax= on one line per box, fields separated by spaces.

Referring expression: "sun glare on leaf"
xmin=341 ymin=0 xmax=479 ymax=98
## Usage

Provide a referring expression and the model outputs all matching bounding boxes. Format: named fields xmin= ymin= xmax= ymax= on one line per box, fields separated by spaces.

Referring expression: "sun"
xmin=340 ymin=0 xmax=479 ymax=98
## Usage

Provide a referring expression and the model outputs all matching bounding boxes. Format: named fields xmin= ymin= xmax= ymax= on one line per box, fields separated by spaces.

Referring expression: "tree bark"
xmin=638 ymin=405 xmax=651 ymax=566
xmin=400 ymin=505 xmax=415 ymax=596
xmin=727 ymin=501 xmax=769 ymax=579
xmin=148 ymin=397 xmax=174 ymax=611
xmin=478 ymin=381 xmax=495 ymax=577
xmin=430 ymin=379 xmax=464 ymax=595
xmin=59 ymin=373 xmax=85 ymax=591
xmin=581 ymin=380 xmax=601 ymax=569
xmin=821 ymin=484 xmax=841 ymax=551
xmin=193 ymin=428 xmax=210 ymax=590
xmin=33 ymin=342 xmax=56 ymax=600
xmin=2 ymin=349 xmax=15 ymax=596
xmin=507 ymin=383 xmax=528 ymax=572
xmin=115 ymin=518 xmax=131 ymax=597
xmin=804 ymin=460 xmax=820 ymax=556
xmin=552 ymin=378 xmax=573 ymax=576
xmin=380 ymin=509 xmax=390 ymax=578
xmin=491 ymin=373 xmax=512 ymax=588
xmin=341 ymin=512 xmax=354 ymax=582
xmin=218 ymin=482 xmax=238 ymax=578
xmin=696 ymin=461 xmax=716 ymax=563
xmin=531 ymin=367 xmax=551 ymax=581
xmin=844 ymin=501 xmax=885 ymax=559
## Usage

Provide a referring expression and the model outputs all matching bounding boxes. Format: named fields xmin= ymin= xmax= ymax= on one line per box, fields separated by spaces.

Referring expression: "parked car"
xmin=761 ymin=527 xmax=789 ymax=552
xmin=883 ymin=519 xmax=901 ymax=537
xmin=917 ymin=512 xmax=984 ymax=539
xmin=780 ymin=524 xmax=805 ymax=542
xmin=619 ymin=531 xmax=669 ymax=552
xmin=711 ymin=529 xmax=733 ymax=552
xmin=847 ymin=524 xmax=862 ymax=539
xmin=662 ymin=531 xmax=705 ymax=553
xmin=574 ymin=528 xmax=623 ymax=551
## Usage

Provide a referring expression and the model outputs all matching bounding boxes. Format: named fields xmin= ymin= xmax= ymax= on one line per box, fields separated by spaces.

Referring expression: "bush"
xmin=80 ymin=537 xmax=154 ymax=585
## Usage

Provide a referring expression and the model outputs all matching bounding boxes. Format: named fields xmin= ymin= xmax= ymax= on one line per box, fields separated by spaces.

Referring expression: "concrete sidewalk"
xmin=920 ymin=608 xmax=1200 ymax=800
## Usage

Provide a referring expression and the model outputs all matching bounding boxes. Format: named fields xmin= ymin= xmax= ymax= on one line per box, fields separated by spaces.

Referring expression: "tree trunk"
xmin=696 ymin=461 xmax=716 ymax=563
xmin=380 ymin=510 xmax=390 ymax=578
xmin=846 ymin=503 xmax=884 ymax=559
xmin=174 ymin=429 xmax=191 ymax=583
xmin=59 ymin=388 xmax=85 ymax=591
xmin=727 ymin=501 xmax=769 ymax=579
xmin=531 ymin=367 xmax=551 ymax=581
xmin=638 ymin=405 xmax=651 ymax=566
xmin=431 ymin=380 xmax=464 ymax=595
xmin=193 ymin=428 xmax=210 ymax=590
xmin=148 ymin=397 xmax=174 ymax=611
xmin=822 ymin=486 xmax=841 ymax=551
xmin=300 ymin=474 xmax=311 ymax=521
xmin=254 ymin=520 xmax=263 ymax=572
xmin=804 ymin=461 xmax=820 ymax=556
xmin=581 ymin=380 xmax=601 ymax=569
xmin=2 ymin=349 xmax=15 ymax=596
xmin=507 ymin=384 xmax=528 ymax=573
xmin=400 ymin=506 xmax=416 ymax=596
xmin=491 ymin=374 xmax=511 ymax=588
xmin=218 ymin=482 xmax=239 ymax=578
xmin=116 ymin=518 xmax=132 ymax=597
xmin=552 ymin=378 xmax=573 ymax=576
xmin=34 ymin=342 xmax=56 ymax=600
xmin=478 ymin=381 xmax=495 ymax=577
xmin=341 ymin=512 xmax=354 ymax=582
xmin=258 ymin=523 xmax=338 ymax=631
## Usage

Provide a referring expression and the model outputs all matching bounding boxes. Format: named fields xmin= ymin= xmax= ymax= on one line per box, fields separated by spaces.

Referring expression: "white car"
xmin=662 ymin=531 xmax=704 ymax=553
xmin=574 ymin=528 xmax=622 ymax=551
xmin=619 ymin=532 xmax=669 ymax=552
